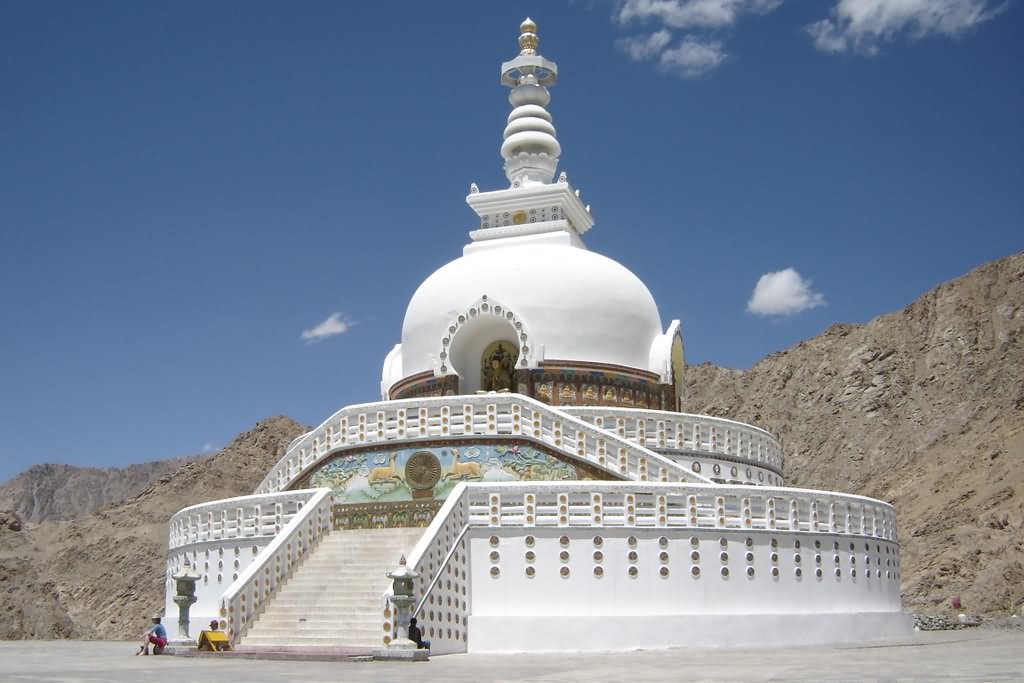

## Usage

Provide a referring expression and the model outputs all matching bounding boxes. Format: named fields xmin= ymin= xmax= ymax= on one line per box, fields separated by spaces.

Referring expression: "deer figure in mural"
xmin=369 ymin=453 xmax=399 ymax=483
xmin=448 ymin=448 xmax=481 ymax=480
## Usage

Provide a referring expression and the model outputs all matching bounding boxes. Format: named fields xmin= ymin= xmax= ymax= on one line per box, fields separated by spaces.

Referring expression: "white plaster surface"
xmin=468 ymin=613 xmax=914 ymax=653
xmin=2 ymin=630 xmax=1022 ymax=682
xmin=468 ymin=532 xmax=903 ymax=621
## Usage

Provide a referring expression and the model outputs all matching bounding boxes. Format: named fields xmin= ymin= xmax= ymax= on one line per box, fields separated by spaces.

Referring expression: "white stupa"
xmin=165 ymin=19 xmax=911 ymax=654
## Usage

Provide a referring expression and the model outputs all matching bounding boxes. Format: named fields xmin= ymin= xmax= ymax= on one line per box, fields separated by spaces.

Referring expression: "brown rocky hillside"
xmin=0 ymin=416 xmax=306 ymax=639
xmin=0 ymin=459 xmax=200 ymax=524
xmin=682 ymin=251 xmax=1024 ymax=616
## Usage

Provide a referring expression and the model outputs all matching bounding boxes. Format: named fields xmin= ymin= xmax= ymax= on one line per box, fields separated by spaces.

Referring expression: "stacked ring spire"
xmin=500 ymin=19 xmax=561 ymax=187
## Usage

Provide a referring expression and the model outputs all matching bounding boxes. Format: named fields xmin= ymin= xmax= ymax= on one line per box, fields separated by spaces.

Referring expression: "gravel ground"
xmin=1 ymin=628 xmax=1024 ymax=682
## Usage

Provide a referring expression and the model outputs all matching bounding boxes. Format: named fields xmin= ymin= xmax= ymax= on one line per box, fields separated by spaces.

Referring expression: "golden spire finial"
xmin=518 ymin=17 xmax=538 ymax=54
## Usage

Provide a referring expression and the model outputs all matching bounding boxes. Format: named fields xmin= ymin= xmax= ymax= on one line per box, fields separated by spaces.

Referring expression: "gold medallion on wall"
xmin=405 ymin=450 xmax=442 ymax=499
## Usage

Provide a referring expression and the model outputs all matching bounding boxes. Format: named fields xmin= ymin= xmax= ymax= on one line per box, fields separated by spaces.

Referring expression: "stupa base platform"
xmin=170 ymin=645 xmax=376 ymax=662
xmin=371 ymin=643 xmax=430 ymax=661
xmin=468 ymin=612 xmax=916 ymax=653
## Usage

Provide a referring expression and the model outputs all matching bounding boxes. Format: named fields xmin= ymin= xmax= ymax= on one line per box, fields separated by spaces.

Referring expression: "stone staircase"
xmin=239 ymin=527 xmax=425 ymax=649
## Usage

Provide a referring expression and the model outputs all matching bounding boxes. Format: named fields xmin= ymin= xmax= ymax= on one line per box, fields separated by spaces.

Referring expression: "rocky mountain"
xmin=0 ymin=459 xmax=201 ymax=524
xmin=682 ymin=251 xmax=1023 ymax=616
xmin=0 ymin=416 xmax=307 ymax=639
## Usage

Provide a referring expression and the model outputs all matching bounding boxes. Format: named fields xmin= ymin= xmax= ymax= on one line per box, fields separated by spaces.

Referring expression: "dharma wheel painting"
xmin=306 ymin=444 xmax=591 ymax=504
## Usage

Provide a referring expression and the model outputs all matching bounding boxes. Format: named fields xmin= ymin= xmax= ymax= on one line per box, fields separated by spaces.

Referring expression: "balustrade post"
xmin=489 ymin=494 xmax=501 ymax=527
xmin=558 ymin=492 xmax=569 ymax=526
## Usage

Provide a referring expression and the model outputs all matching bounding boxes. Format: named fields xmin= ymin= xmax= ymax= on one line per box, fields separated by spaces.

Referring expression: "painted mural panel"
xmin=307 ymin=443 xmax=594 ymax=505
xmin=521 ymin=365 xmax=672 ymax=409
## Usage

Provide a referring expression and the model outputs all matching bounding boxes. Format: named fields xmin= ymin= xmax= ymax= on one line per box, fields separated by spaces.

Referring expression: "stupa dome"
xmin=388 ymin=231 xmax=664 ymax=395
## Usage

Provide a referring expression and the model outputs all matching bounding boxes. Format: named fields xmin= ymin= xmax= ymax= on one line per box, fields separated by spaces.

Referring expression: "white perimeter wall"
xmin=463 ymin=528 xmax=909 ymax=653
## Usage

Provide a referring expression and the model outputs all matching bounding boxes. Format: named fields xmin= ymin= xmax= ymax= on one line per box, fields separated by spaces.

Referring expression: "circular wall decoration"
xmin=405 ymin=451 xmax=442 ymax=494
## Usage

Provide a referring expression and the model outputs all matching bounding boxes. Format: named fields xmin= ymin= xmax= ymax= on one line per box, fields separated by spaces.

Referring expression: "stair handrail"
xmin=411 ymin=523 xmax=471 ymax=620
xmin=219 ymin=487 xmax=333 ymax=643
xmin=380 ymin=482 xmax=472 ymax=622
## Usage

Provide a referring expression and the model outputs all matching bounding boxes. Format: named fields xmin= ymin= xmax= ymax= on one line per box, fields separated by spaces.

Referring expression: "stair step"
xmin=293 ymin=568 xmax=399 ymax=573
xmin=247 ymin=624 xmax=382 ymax=633
xmin=247 ymin=630 xmax=381 ymax=637
xmin=267 ymin=602 xmax=384 ymax=609
xmin=269 ymin=597 xmax=386 ymax=603
xmin=271 ymin=589 xmax=387 ymax=595
xmin=261 ymin=605 xmax=384 ymax=613
xmin=246 ymin=634 xmax=383 ymax=640
xmin=245 ymin=627 xmax=385 ymax=635
xmin=242 ymin=636 xmax=380 ymax=646
xmin=246 ymin=626 xmax=382 ymax=636
xmin=270 ymin=593 xmax=384 ymax=598
xmin=253 ymin=614 xmax=380 ymax=619
xmin=252 ymin=619 xmax=381 ymax=628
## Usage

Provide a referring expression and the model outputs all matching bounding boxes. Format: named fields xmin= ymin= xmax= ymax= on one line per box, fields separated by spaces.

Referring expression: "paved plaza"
xmin=1 ymin=628 xmax=1022 ymax=682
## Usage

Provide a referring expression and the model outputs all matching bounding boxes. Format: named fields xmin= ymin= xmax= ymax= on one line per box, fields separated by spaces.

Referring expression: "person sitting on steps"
xmin=205 ymin=619 xmax=229 ymax=651
xmin=408 ymin=617 xmax=430 ymax=651
xmin=136 ymin=616 xmax=168 ymax=655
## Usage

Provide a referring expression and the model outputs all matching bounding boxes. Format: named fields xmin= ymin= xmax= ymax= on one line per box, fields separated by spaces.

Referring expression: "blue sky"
xmin=1 ymin=1 xmax=1021 ymax=483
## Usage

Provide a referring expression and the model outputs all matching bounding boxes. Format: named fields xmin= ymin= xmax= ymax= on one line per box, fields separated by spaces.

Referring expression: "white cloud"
xmin=658 ymin=36 xmax=728 ymax=77
xmin=202 ymin=442 xmax=215 ymax=453
xmin=617 ymin=29 xmax=673 ymax=61
xmin=747 ymin=268 xmax=826 ymax=316
xmin=807 ymin=0 xmax=1007 ymax=55
xmin=300 ymin=312 xmax=354 ymax=344
xmin=613 ymin=1 xmax=782 ymax=78
xmin=617 ymin=0 xmax=783 ymax=29
xmin=614 ymin=28 xmax=730 ymax=78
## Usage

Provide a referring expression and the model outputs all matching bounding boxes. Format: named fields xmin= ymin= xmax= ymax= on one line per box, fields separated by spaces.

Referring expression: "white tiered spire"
xmin=499 ymin=18 xmax=561 ymax=188
xmin=464 ymin=19 xmax=593 ymax=243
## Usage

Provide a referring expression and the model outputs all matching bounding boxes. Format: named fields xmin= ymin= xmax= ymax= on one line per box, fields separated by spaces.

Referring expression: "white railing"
xmin=457 ymin=482 xmax=896 ymax=538
xmin=168 ymin=490 xmax=320 ymax=550
xmin=255 ymin=395 xmax=714 ymax=495
xmin=562 ymin=407 xmax=783 ymax=473
xmin=219 ymin=488 xmax=334 ymax=643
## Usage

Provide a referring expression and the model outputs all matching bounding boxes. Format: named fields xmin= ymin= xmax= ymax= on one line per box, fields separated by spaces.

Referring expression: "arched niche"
xmin=448 ymin=314 xmax=520 ymax=394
